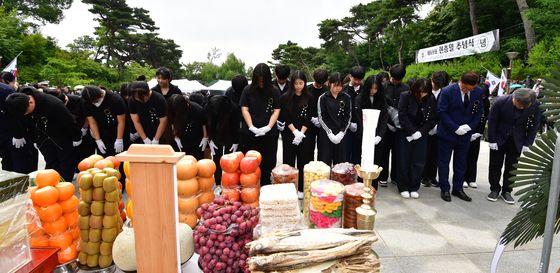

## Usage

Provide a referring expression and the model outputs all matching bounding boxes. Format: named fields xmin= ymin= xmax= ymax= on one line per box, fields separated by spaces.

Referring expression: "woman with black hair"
xmin=206 ymin=95 xmax=241 ymax=184
xmin=239 ymin=63 xmax=281 ymax=185
xmin=464 ymin=83 xmax=490 ymax=188
xmin=353 ymin=74 xmax=388 ymax=190
xmin=151 ymin=67 xmax=182 ymax=100
xmin=317 ymin=72 xmax=352 ymax=166
xmin=280 ymin=71 xmax=316 ymax=194
xmin=128 ymin=81 xmax=168 ymax=145
xmin=81 ymin=86 xmax=127 ymax=156
xmin=163 ymin=94 xmax=207 ymax=160
xmin=225 ymin=75 xmax=249 ymax=106
xmin=397 ymin=78 xmax=437 ymax=199
xmin=421 ymin=71 xmax=450 ymax=187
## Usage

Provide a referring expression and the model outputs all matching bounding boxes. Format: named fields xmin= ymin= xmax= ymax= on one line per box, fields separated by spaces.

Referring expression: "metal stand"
xmin=538 ymin=136 xmax=560 ymax=273
xmin=355 ymin=165 xmax=382 ymax=230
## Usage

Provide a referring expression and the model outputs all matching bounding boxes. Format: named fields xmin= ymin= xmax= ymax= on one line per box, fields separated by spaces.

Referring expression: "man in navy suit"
xmin=437 ymin=72 xmax=484 ymax=202
xmin=487 ymin=88 xmax=541 ymax=204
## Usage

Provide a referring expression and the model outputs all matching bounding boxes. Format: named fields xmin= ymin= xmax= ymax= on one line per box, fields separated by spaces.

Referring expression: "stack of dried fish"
xmin=247 ymin=228 xmax=380 ymax=273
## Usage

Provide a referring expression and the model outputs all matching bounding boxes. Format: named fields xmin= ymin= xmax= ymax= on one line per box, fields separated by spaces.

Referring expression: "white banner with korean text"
xmin=415 ymin=29 xmax=500 ymax=63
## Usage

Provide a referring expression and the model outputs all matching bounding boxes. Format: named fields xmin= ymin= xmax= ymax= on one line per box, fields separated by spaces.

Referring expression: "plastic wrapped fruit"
xmin=271 ymin=164 xmax=298 ymax=189
xmin=330 ymin=162 xmax=357 ymax=185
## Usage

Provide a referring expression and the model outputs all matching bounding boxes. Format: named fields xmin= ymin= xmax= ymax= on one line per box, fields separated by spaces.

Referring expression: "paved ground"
xmin=28 ymin=140 xmax=560 ymax=272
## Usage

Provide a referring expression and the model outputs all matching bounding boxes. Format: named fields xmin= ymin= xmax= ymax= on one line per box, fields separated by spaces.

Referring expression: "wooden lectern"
xmin=116 ymin=144 xmax=184 ymax=273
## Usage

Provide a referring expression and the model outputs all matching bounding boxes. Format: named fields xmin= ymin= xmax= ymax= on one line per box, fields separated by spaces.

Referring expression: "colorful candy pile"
xmin=308 ymin=180 xmax=344 ymax=229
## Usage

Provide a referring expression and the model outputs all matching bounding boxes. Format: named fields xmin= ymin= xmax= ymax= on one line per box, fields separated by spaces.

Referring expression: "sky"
xmin=42 ymin=0 xmax=432 ymax=68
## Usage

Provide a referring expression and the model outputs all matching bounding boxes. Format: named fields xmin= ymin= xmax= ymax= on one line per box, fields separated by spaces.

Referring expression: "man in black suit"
xmin=487 ymin=88 xmax=541 ymax=204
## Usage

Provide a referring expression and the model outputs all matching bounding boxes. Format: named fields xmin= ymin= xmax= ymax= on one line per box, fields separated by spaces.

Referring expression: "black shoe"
xmin=487 ymin=191 xmax=499 ymax=202
xmin=430 ymin=179 xmax=439 ymax=187
xmin=421 ymin=179 xmax=431 ymax=187
xmin=452 ymin=191 xmax=472 ymax=202
xmin=501 ymin=192 xmax=515 ymax=204
xmin=441 ymin=191 xmax=451 ymax=202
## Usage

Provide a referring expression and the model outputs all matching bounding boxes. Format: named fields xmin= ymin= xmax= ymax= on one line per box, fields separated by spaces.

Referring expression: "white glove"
xmin=292 ymin=137 xmax=302 ymax=146
xmin=311 ymin=117 xmax=320 ymax=128
xmin=209 ymin=140 xmax=218 ymax=156
xmin=522 ymin=146 xmax=530 ymax=153
xmin=130 ymin=132 xmax=140 ymax=142
xmin=387 ymin=124 xmax=396 ymax=132
xmin=12 ymin=137 xmax=26 ymax=148
xmin=114 ymin=138 xmax=124 ymax=153
xmin=143 ymin=138 xmax=152 ymax=144
xmin=276 ymin=121 xmax=285 ymax=132
xmin=256 ymin=126 xmax=270 ymax=137
xmin=95 ymin=139 xmax=107 ymax=154
xmin=335 ymin=132 xmax=345 ymax=143
xmin=428 ymin=125 xmax=438 ymax=136
xmin=174 ymin=137 xmax=183 ymax=151
xmin=249 ymin=126 xmax=260 ymax=136
xmin=292 ymin=130 xmax=305 ymax=145
xmin=350 ymin=123 xmax=357 ymax=132
xmin=199 ymin=137 xmax=209 ymax=151
xmin=81 ymin=128 xmax=88 ymax=137
xmin=489 ymin=143 xmax=498 ymax=150
xmin=455 ymin=127 xmax=467 ymax=136
xmin=229 ymin=144 xmax=238 ymax=153
xmin=73 ymin=140 xmax=82 ymax=147
xmin=458 ymin=124 xmax=472 ymax=133
xmin=374 ymin=136 xmax=382 ymax=145
xmin=411 ymin=131 xmax=422 ymax=140
xmin=406 ymin=136 xmax=413 ymax=142
xmin=151 ymin=139 xmax=159 ymax=145
xmin=470 ymin=133 xmax=482 ymax=142
xmin=327 ymin=133 xmax=340 ymax=144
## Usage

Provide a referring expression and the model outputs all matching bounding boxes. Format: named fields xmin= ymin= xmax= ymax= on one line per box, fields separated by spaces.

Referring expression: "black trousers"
xmin=317 ymin=130 xmax=346 ymax=167
xmin=282 ymin=130 xmax=314 ymax=192
xmin=488 ymin=137 xmax=520 ymax=193
xmin=242 ymin=133 xmax=278 ymax=186
xmin=345 ymin=131 xmax=360 ymax=165
xmin=437 ymin=138 xmax=469 ymax=193
xmin=397 ymin=134 xmax=428 ymax=192
xmin=0 ymin=136 xmax=35 ymax=174
xmin=378 ymin=129 xmax=400 ymax=182
xmin=421 ymin=134 xmax=438 ymax=182
xmin=464 ymin=137 xmax=481 ymax=183
xmin=39 ymin=138 xmax=76 ymax=182
xmin=212 ymin=143 xmax=236 ymax=186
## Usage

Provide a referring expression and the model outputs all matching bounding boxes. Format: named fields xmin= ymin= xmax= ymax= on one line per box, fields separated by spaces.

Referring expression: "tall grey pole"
xmin=538 ymin=135 xmax=560 ymax=273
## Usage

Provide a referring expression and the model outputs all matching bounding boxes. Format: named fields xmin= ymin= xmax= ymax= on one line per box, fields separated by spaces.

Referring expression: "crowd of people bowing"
xmin=0 ymin=63 xmax=541 ymax=204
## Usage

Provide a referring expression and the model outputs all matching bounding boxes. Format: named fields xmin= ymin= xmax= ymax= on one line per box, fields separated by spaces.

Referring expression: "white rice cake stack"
xmin=260 ymin=184 xmax=300 ymax=227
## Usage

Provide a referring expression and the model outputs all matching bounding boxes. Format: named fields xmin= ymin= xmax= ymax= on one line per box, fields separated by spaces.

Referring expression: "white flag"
xmin=2 ymin=57 xmax=17 ymax=79
xmin=486 ymin=70 xmax=500 ymax=95
xmin=498 ymin=69 xmax=507 ymax=96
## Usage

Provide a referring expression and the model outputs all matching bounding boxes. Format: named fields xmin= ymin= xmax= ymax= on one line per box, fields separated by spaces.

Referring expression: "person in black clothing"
xmin=46 ymin=88 xmax=91 ymax=167
xmin=306 ymin=69 xmax=329 ymax=161
xmin=353 ymin=74 xmax=388 ymax=190
xmin=0 ymin=79 xmax=35 ymax=174
xmin=163 ymin=94 xmax=207 ymax=160
xmin=206 ymin=95 xmax=241 ymax=184
xmin=487 ymin=88 xmax=541 ymax=204
xmin=128 ymin=81 xmax=168 ymax=145
xmin=397 ymin=78 xmax=437 ymax=199
xmin=379 ymin=64 xmax=409 ymax=187
xmin=341 ymin=66 xmax=365 ymax=164
xmin=272 ymin=64 xmax=290 ymax=94
xmin=280 ymin=71 xmax=316 ymax=193
xmin=240 ymin=63 xmax=281 ymax=185
xmin=225 ymin=75 xmax=248 ymax=105
xmin=119 ymin=83 xmax=141 ymax=144
xmin=463 ymin=84 xmax=490 ymax=189
xmin=81 ymin=86 xmax=127 ymax=156
xmin=151 ymin=67 xmax=182 ymax=101
xmin=317 ymin=72 xmax=352 ymax=166
xmin=6 ymin=87 xmax=82 ymax=181
xmin=378 ymin=71 xmax=390 ymax=86
xmin=421 ymin=71 xmax=449 ymax=187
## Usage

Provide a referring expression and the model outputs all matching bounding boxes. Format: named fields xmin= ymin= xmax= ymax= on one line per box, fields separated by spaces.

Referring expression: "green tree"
xmin=0 ymin=0 xmax=73 ymax=24
xmin=271 ymin=41 xmax=324 ymax=76
xmin=220 ymin=53 xmax=246 ymax=80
